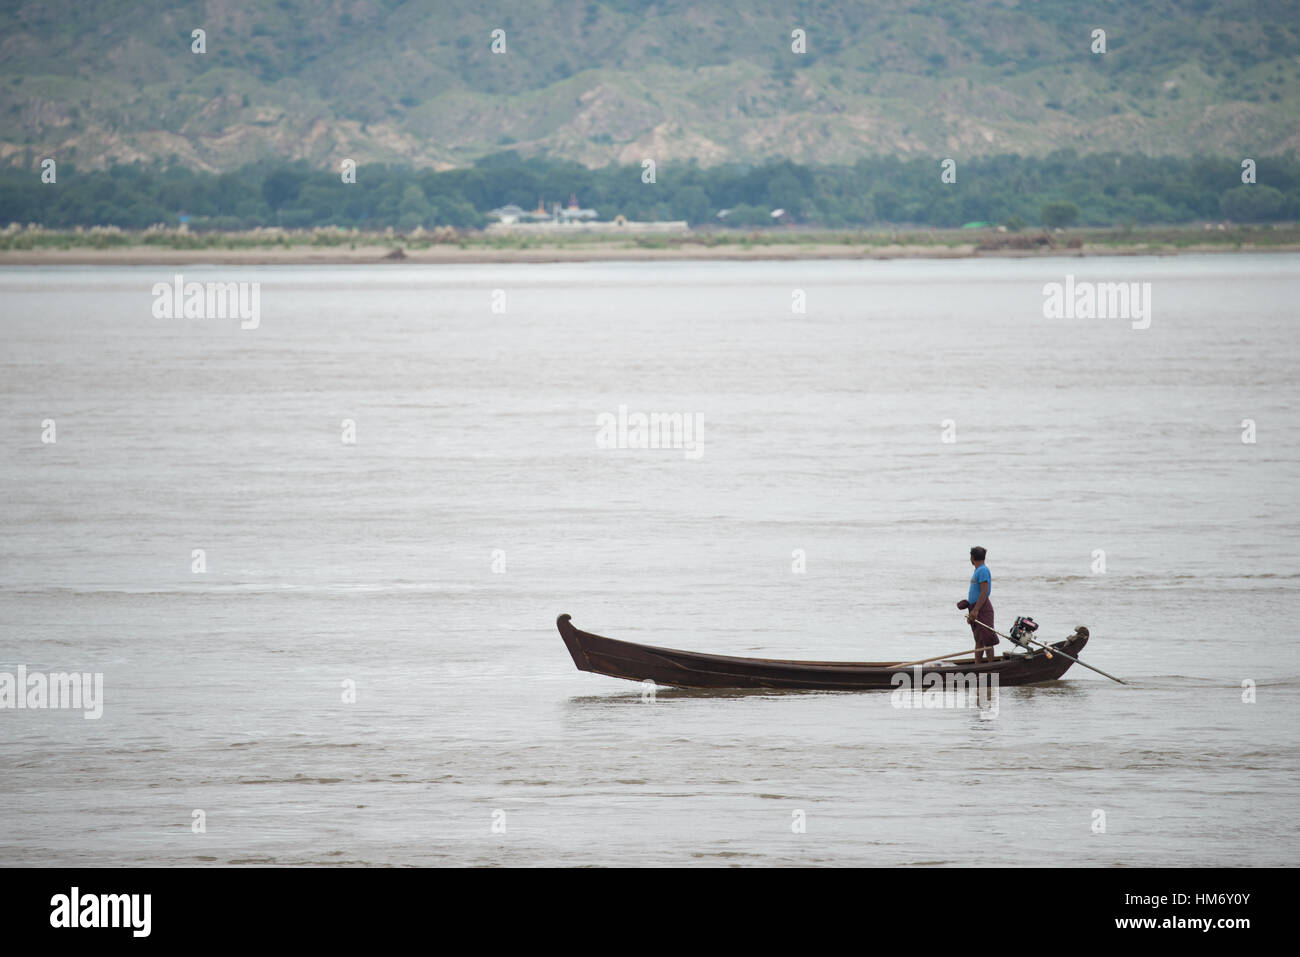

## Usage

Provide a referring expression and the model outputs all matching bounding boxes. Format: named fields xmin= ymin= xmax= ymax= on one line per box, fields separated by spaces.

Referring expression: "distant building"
xmin=559 ymin=193 xmax=598 ymax=222
xmin=485 ymin=192 xmax=685 ymax=234
xmin=488 ymin=203 xmax=527 ymax=224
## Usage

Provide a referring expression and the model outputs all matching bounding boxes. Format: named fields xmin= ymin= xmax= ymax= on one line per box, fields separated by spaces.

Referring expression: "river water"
xmin=1 ymin=254 xmax=1297 ymax=865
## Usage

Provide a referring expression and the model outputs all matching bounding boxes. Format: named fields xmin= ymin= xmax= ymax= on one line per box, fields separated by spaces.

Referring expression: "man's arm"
xmin=968 ymin=580 xmax=989 ymax=621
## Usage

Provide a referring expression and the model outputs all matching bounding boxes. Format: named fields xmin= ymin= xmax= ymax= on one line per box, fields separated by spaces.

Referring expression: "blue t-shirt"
xmin=968 ymin=564 xmax=991 ymax=605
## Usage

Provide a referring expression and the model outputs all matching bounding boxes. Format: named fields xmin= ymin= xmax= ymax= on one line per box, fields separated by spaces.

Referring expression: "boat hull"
xmin=557 ymin=614 xmax=1089 ymax=690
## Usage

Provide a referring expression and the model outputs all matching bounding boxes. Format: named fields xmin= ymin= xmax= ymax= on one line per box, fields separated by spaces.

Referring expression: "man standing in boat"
xmin=960 ymin=546 xmax=996 ymax=662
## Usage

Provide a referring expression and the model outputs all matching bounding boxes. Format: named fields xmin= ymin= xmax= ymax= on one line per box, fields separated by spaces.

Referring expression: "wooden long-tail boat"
xmin=557 ymin=614 xmax=1090 ymax=690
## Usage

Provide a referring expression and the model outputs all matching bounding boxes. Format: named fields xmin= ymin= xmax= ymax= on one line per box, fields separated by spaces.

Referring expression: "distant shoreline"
xmin=2 ymin=227 xmax=1297 ymax=266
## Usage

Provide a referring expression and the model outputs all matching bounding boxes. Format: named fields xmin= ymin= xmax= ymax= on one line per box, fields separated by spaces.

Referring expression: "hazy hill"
xmin=2 ymin=0 xmax=1297 ymax=171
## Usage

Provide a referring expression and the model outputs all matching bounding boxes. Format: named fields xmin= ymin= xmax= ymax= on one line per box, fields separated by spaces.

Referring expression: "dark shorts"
xmin=970 ymin=600 xmax=997 ymax=647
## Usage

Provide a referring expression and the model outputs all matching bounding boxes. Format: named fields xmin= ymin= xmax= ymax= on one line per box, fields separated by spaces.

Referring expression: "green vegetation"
xmin=1 ymin=1 xmax=1298 ymax=170
xmin=3 ymin=152 xmax=1297 ymax=231
xmin=1041 ymin=201 xmax=1081 ymax=228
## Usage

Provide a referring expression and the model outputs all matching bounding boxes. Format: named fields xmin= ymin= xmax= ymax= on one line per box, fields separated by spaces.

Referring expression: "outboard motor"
xmin=1008 ymin=616 xmax=1039 ymax=650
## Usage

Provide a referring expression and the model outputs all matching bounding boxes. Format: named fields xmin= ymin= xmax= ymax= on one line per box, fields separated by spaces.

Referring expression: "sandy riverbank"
xmin=1 ymin=240 xmax=1297 ymax=266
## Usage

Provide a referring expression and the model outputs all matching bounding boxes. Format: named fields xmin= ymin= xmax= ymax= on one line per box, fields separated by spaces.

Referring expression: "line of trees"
xmin=2 ymin=151 xmax=1297 ymax=231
